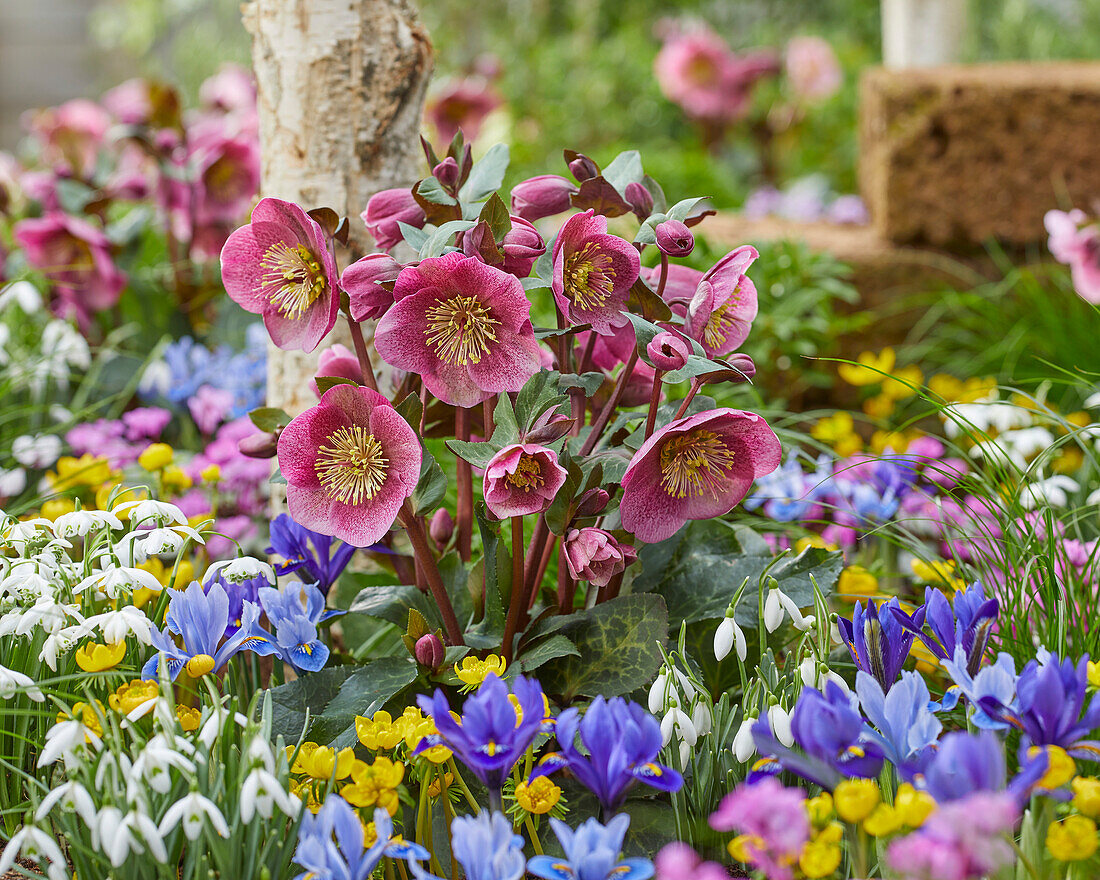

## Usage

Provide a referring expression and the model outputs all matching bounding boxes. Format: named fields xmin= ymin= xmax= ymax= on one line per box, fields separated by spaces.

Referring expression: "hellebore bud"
xmin=361 ymin=187 xmax=426 ymax=251
xmin=525 ymin=409 xmax=574 ymax=444
xmin=699 ymin=353 xmax=756 ymax=386
xmin=341 ymin=253 xmax=401 ymax=321
xmin=429 ymin=508 xmax=455 ymax=550
xmin=433 ymin=157 xmax=460 ymax=189
xmin=510 ymin=175 xmax=577 ymax=222
xmin=567 ymin=154 xmax=600 ymax=182
xmin=238 ymin=431 xmax=279 ymax=459
xmin=499 ymin=215 xmax=546 ymax=278
xmin=414 ymin=633 xmax=445 ymax=670
xmin=573 ymin=487 xmax=610 ymax=517
xmin=624 ymin=181 xmax=654 ymax=220
xmin=563 ymin=528 xmax=637 ymax=587
xmin=655 ymin=219 xmax=694 ymax=257
xmin=646 ymin=331 xmax=692 ymax=371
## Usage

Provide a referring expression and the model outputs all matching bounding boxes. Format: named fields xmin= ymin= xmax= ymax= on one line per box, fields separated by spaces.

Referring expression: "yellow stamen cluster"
xmin=314 ymin=426 xmax=388 ymax=505
xmin=504 ymin=454 xmax=545 ymax=492
xmin=262 ymin=242 xmax=327 ymax=319
xmin=565 ymin=242 xmax=616 ymax=311
xmin=424 ymin=294 xmax=500 ymax=366
xmin=658 ymin=429 xmax=736 ymax=500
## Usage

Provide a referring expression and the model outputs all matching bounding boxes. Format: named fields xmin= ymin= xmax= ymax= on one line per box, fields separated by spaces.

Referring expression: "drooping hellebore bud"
xmin=646 ymin=330 xmax=692 ymax=371
xmin=699 ymin=353 xmax=756 ymax=385
xmin=499 ymin=215 xmax=546 ymax=278
xmin=238 ymin=430 xmax=279 ymax=459
xmin=563 ymin=527 xmax=637 ymax=587
xmin=341 ymin=253 xmax=402 ymax=321
xmin=524 ymin=409 xmax=574 ymax=444
xmin=361 ymin=187 xmax=426 ymax=251
xmin=433 ymin=157 xmax=460 ymax=190
xmin=624 ymin=181 xmax=654 ymax=221
xmin=573 ymin=487 xmax=610 ymax=518
xmin=429 ymin=508 xmax=455 ymax=550
xmin=655 ymin=219 xmax=694 ymax=257
xmin=568 ymin=154 xmax=600 ymax=183
xmin=510 ymin=174 xmax=577 ymax=222
xmin=414 ymin=633 xmax=445 ymax=670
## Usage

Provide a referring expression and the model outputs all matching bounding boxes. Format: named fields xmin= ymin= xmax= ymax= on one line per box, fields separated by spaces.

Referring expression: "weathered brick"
xmin=860 ymin=62 xmax=1100 ymax=247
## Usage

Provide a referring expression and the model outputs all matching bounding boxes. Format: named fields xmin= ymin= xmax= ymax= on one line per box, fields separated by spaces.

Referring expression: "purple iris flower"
xmin=528 ymin=815 xmax=653 ymax=880
xmin=531 ymin=697 xmax=682 ymax=816
xmin=940 ymin=647 xmax=1017 ymax=730
xmin=838 ymin=597 xmax=918 ymax=692
xmin=751 ymin=681 xmax=884 ymax=790
xmin=258 ymin=581 xmax=342 ymax=673
xmin=416 ymin=673 xmax=548 ymax=799
xmin=855 ymin=670 xmax=941 ymax=779
xmin=203 ymin=568 xmax=266 ymax=636
xmin=921 ymin=730 xmax=1047 ymax=805
xmin=892 ymin=582 xmax=998 ymax=676
xmin=442 ymin=812 xmax=526 ymax=880
xmin=979 ymin=651 xmax=1100 ymax=758
xmin=266 ymin=512 xmax=358 ymax=594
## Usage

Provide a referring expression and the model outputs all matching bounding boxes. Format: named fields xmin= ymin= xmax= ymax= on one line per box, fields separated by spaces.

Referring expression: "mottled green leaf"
xmin=348 ymin=579 xmax=438 ymax=629
xmin=515 ymin=634 xmax=579 ymax=674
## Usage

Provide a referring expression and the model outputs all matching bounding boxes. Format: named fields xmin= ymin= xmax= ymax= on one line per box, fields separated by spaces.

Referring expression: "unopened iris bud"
xmin=414 ymin=633 xmax=445 ymax=670
xmin=625 ymin=181 xmax=653 ymax=220
xmin=647 ymin=331 xmax=692 ymax=371
xmin=568 ymin=154 xmax=600 ymax=182
xmin=655 ymin=219 xmax=694 ymax=257
xmin=433 ymin=157 xmax=460 ymax=189
xmin=428 ymin=508 xmax=454 ymax=549
xmin=238 ymin=430 xmax=279 ymax=459
xmin=510 ymin=174 xmax=577 ymax=222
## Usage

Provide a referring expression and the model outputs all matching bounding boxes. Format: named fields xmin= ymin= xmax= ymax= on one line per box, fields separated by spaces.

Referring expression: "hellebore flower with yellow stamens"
xmin=620 ymin=408 xmax=781 ymax=543
xmin=75 ymin=640 xmax=126 ymax=672
xmin=552 ymin=209 xmax=640 ymax=336
xmin=483 ymin=443 xmax=567 ymax=519
xmin=220 ymin=197 xmax=340 ymax=352
xmin=277 ymin=385 xmax=421 ymax=547
xmin=374 ymin=252 xmax=542 ymax=408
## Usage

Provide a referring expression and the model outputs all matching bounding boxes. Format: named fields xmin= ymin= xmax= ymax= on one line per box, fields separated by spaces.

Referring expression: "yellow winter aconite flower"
xmin=806 ymin=792 xmax=834 ymax=826
xmin=340 ymin=756 xmax=405 ymax=815
xmin=75 ymin=640 xmax=126 ymax=672
xmin=794 ymin=535 xmax=837 ymax=554
xmin=833 ymin=779 xmax=880 ymax=823
xmin=60 ymin=701 xmax=105 ymax=738
xmin=109 ymin=679 xmax=159 ymax=715
xmin=403 ymin=710 xmax=452 ymax=764
xmin=162 ymin=465 xmax=192 ymax=492
xmin=289 ymin=742 xmax=356 ymax=780
xmin=1073 ymin=777 xmax=1100 ymax=820
xmin=1087 ymin=662 xmax=1100 ymax=690
xmin=728 ymin=833 xmax=766 ymax=863
xmin=882 ymin=365 xmax=924 ymax=401
xmin=290 ymin=779 xmax=324 ymax=814
xmin=799 ymin=839 xmax=842 ymax=878
xmin=837 ymin=566 xmax=879 ymax=601
xmin=176 ymin=706 xmax=202 ymax=731
xmin=894 ymin=783 xmax=936 ymax=827
xmin=515 ymin=776 xmax=562 ymax=814
xmin=863 ymin=803 xmax=903 ymax=837
xmin=1046 ymin=815 xmax=1099 ymax=861
xmin=138 ymin=443 xmax=174 ymax=471
xmin=811 ymin=412 xmax=862 ymax=456
xmin=40 ymin=498 xmax=77 ymax=521
xmin=356 ymin=710 xmax=406 ymax=751
xmin=455 ymin=655 xmax=506 ymax=690
xmin=49 ymin=454 xmax=113 ymax=491
xmin=427 ymin=772 xmax=453 ymax=799
xmin=838 ymin=349 xmax=896 ymax=386
xmin=910 ymin=558 xmax=965 ymax=591
xmin=862 ymin=394 xmax=895 ymax=420
xmin=1028 ymin=745 xmax=1076 ymax=790
xmin=201 ymin=464 xmax=222 ymax=483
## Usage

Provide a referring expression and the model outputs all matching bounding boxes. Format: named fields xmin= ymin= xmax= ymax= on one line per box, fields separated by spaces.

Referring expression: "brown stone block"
xmin=860 ymin=62 xmax=1100 ymax=247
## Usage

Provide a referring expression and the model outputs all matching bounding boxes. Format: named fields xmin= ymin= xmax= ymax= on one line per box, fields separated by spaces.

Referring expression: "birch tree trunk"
xmin=244 ymin=0 xmax=432 ymax=416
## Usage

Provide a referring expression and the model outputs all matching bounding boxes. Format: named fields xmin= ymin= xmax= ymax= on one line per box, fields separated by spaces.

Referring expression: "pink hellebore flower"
xmin=220 ymin=197 xmax=340 ymax=352
xmin=199 ymin=65 xmax=258 ymax=115
xmin=462 ymin=215 xmax=546 ymax=279
xmin=191 ymin=131 xmax=261 ymax=226
xmin=341 ymin=253 xmax=402 ymax=321
xmin=1044 ymin=209 xmax=1100 ymax=304
xmin=684 ymin=246 xmax=759 ymax=357
xmin=510 ymin=175 xmax=577 ymax=222
xmin=13 ymin=212 xmax=127 ymax=317
xmin=102 ymin=79 xmax=154 ymax=125
xmin=552 ymin=209 xmax=640 ymax=335
xmin=620 ymin=408 xmax=781 ymax=543
xmin=483 ymin=444 xmax=567 ymax=519
xmin=313 ymin=344 xmax=363 ymax=396
xmin=426 ymin=77 xmax=502 ymax=143
xmin=785 ymin=36 xmax=842 ymax=102
xmin=277 ymin=385 xmax=421 ymax=547
xmin=655 ymin=843 xmax=729 ymax=880
xmin=563 ymin=528 xmax=637 ymax=587
xmin=374 ymin=252 xmax=543 ymax=408
xmin=362 ymin=188 xmax=426 ymax=252
xmin=23 ymin=99 xmax=111 ymax=179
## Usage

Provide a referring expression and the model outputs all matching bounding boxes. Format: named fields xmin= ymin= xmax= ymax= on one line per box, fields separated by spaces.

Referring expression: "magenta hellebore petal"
xmin=684 ymin=245 xmax=760 ymax=357
xmin=642 ymin=263 xmax=704 ymax=308
xmin=374 ymin=253 xmax=543 ymax=408
xmin=220 ymin=197 xmax=340 ymax=352
xmin=312 ymin=343 xmax=362 ymax=396
xmin=647 ymin=331 xmax=693 ymax=371
xmin=563 ymin=528 xmax=637 ymax=587
xmin=499 ymin=215 xmax=546 ymax=278
xmin=276 ymin=384 xmax=421 ymax=547
xmin=655 ymin=219 xmax=694 ymax=257
xmin=510 ymin=174 xmax=577 ymax=222
xmin=620 ymin=408 xmax=781 ymax=543
xmin=341 ymin=253 xmax=402 ymax=321
xmin=190 ymin=131 xmax=261 ymax=226
xmin=552 ymin=209 xmax=640 ymax=336
xmin=483 ymin=443 xmax=568 ymax=519
xmin=361 ymin=187 xmax=426 ymax=252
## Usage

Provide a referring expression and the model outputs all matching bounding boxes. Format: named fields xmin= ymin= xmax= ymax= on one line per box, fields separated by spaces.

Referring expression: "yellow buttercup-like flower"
xmin=427 ymin=771 xmax=454 ymax=799
xmin=515 ymin=776 xmax=562 ymax=814
xmin=1028 ymin=745 xmax=1076 ymax=790
xmin=799 ymin=839 xmax=842 ymax=878
xmin=455 ymin=655 xmax=507 ymax=691
xmin=1046 ymin=815 xmax=1099 ymax=861
xmin=894 ymin=783 xmax=936 ymax=827
xmin=838 ymin=349 xmax=896 ymax=387
xmin=863 ymin=803 xmax=903 ymax=837
xmin=833 ymin=779 xmax=880 ymax=823
xmin=910 ymin=558 xmax=966 ymax=592
xmin=289 ymin=742 xmax=356 ymax=781
xmin=837 ymin=566 xmax=880 ymax=602
xmin=811 ymin=412 xmax=862 ymax=457
xmin=177 ymin=706 xmax=202 ymax=731
xmin=201 ymin=463 xmax=222 ymax=483
xmin=340 ymin=756 xmax=405 ymax=815
xmin=806 ymin=792 xmax=834 ymax=826
xmin=402 ymin=711 xmax=452 ymax=764
xmin=1072 ymin=777 xmax=1100 ymax=819
xmin=75 ymin=640 xmax=126 ymax=673
xmin=862 ymin=394 xmax=895 ymax=420
xmin=109 ymin=679 xmax=159 ymax=715
xmin=138 ymin=443 xmax=174 ymax=472
xmin=356 ymin=710 xmax=405 ymax=751
xmin=40 ymin=498 xmax=77 ymax=521
xmin=48 ymin=454 xmax=113 ymax=491
xmin=728 ymin=834 xmax=765 ymax=864
xmin=60 ymin=701 xmax=105 ymax=738
xmin=162 ymin=465 xmax=193 ymax=492
xmin=881 ymin=365 xmax=924 ymax=401
xmin=1087 ymin=662 xmax=1100 ymax=690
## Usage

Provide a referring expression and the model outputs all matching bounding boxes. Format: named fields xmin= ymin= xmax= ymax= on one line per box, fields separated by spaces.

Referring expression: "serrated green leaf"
xmin=458 ymin=143 xmax=510 ymax=203
xmin=446 ymin=439 xmax=500 ymax=469
xmin=249 ymin=406 xmax=292 ymax=432
xmin=515 ymin=369 xmax=568 ymax=433
xmin=490 ymin=392 xmax=521 ymax=446
xmin=478 ymin=192 xmax=512 ymax=241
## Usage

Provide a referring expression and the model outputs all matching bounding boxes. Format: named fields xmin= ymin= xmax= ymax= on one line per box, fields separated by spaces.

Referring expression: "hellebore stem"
xmin=502 ymin=516 xmax=525 ymax=664
xmin=655 ymin=252 xmax=669 ymax=300
xmin=577 ymin=331 xmax=598 ymax=375
xmin=556 ymin=544 xmax=576 ymax=613
xmin=345 ymin=313 xmax=379 ymax=392
xmin=455 ymin=406 xmax=473 ymax=562
xmin=581 ymin=349 xmax=639 ymax=455
xmin=644 ymin=369 xmax=665 ymax=440
xmin=674 ymin=377 xmax=704 ymax=420
xmin=399 ymin=504 xmax=464 ymax=646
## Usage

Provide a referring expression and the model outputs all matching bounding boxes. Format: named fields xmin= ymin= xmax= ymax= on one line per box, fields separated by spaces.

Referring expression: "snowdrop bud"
xmin=679 ymin=742 xmax=692 ymax=768
xmin=661 ymin=706 xmax=697 ymax=748
xmin=764 ymin=585 xmax=784 ymax=632
xmin=649 ymin=669 xmax=670 ymax=715
xmin=733 ymin=715 xmax=757 ymax=762
xmin=768 ymin=704 xmax=794 ymax=748
xmin=714 ymin=616 xmax=736 ymax=662
xmin=798 ymin=657 xmax=817 ymax=688
xmin=691 ymin=700 xmax=712 ymax=737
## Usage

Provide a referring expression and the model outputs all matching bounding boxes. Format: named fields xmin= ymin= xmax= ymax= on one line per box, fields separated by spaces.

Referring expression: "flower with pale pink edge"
xmin=679 ymin=245 xmax=759 ymax=357
xmin=190 ymin=131 xmax=261 ymax=226
xmin=655 ymin=842 xmax=728 ymax=880
xmin=361 ymin=188 xmax=426 ymax=251
xmin=220 ymin=197 xmax=339 ymax=352
xmin=552 ymin=209 xmax=639 ymax=335
xmin=23 ymin=99 xmax=111 ymax=178
xmin=483 ymin=443 xmax=567 ymax=519
xmin=1044 ymin=209 xmax=1100 ymax=304
xmin=563 ymin=528 xmax=637 ymax=587
xmin=785 ymin=36 xmax=842 ymax=102
xmin=426 ymin=77 xmax=502 ymax=143
xmin=277 ymin=384 xmax=421 ymax=547
xmin=13 ymin=212 xmax=127 ymax=320
xmin=709 ymin=778 xmax=809 ymax=880
xmin=200 ymin=64 xmax=257 ymax=115
xmin=510 ymin=175 xmax=577 ymax=222
xmin=375 ymin=252 xmax=542 ymax=408
xmin=313 ymin=344 xmax=362 ymax=396
xmin=342 ymin=253 xmax=402 ymax=321
xmin=620 ymin=408 xmax=781 ymax=543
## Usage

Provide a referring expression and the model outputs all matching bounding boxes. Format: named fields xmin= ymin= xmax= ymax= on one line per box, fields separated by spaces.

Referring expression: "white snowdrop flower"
xmin=1019 ymin=475 xmax=1080 ymax=511
xmin=77 ymin=566 xmax=162 ymax=599
xmin=1085 ymin=391 xmax=1100 ymax=410
xmin=92 ymin=605 xmax=154 ymax=645
xmin=713 ymin=615 xmax=747 ymax=662
xmin=732 ymin=715 xmax=757 ymax=762
xmin=660 ymin=706 xmax=697 ymax=749
xmin=691 ymin=701 xmax=713 ymax=737
xmin=53 ymin=509 xmax=123 ymax=538
xmin=35 ymin=781 xmax=96 ymax=825
xmin=159 ymin=792 xmax=229 ymax=841
xmin=0 ymin=467 xmax=26 ymax=498
xmin=139 ymin=359 xmax=173 ymax=397
xmin=40 ymin=623 xmax=93 ymax=671
xmin=798 ymin=657 xmax=818 ymax=688
xmin=16 ymin=596 xmax=81 ymax=636
xmin=39 ymin=718 xmax=100 ymax=767
xmin=48 ymin=404 xmax=72 ymax=424
xmin=1 ymin=517 xmax=54 ymax=548
xmin=0 ymin=561 xmax=52 ymax=599
xmin=12 ymin=434 xmax=62 ymax=469
xmin=132 ymin=525 xmax=206 ymax=560
xmin=768 ymin=705 xmax=794 ymax=748
xmin=96 ymin=807 xmax=168 ymax=867
xmin=114 ymin=499 xmax=187 ymax=527
xmin=207 ymin=556 xmax=276 ymax=585
xmin=774 ymin=587 xmax=815 ymax=632
xmin=198 ymin=707 xmax=228 ymax=749
xmin=94 ymin=750 xmax=132 ymax=793
xmin=0 ymin=825 xmax=68 ymax=880
xmin=764 ymin=586 xmax=785 ymax=632
xmin=1087 ymin=487 xmax=1100 ymax=507
xmin=678 ymin=742 xmax=692 ymax=768
xmin=246 ymin=734 xmax=277 ymax=773
xmin=43 ymin=320 xmax=91 ymax=371
xmin=240 ymin=768 xmax=300 ymax=822
xmin=130 ymin=738 xmax=197 ymax=796
xmin=998 ymin=426 xmax=1056 ymax=460
xmin=0 ymin=664 xmax=44 ymax=701
xmin=648 ymin=669 xmax=670 ymax=714
xmin=0 ymin=280 xmax=43 ymax=312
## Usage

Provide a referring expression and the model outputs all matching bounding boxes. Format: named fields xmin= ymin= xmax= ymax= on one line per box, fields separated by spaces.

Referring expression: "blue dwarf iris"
xmin=267 ymin=512 xmax=358 ymax=594
xmin=416 ymin=673 xmax=548 ymax=802
xmin=892 ymin=582 xmax=997 ymax=675
xmin=751 ymin=681 xmax=884 ymax=790
xmin=293 ymin=798 xmax=430 ymax=880
xmin=141 ymin=581 xmax=271 ymax=681
xmin=940 ymin=646 xmax=1017 ymax=730
xmin=446 ymin=812 xmax=526 ymax=880
xmin=528 ymin=815 xmax=653 ymax=880
xmin=855 ymin=670 xmax=941 ymax=778
xmin=258 ymin=581 xmax=341 ymax=673
xmin=837 ymin=597 xmax=917 ymax=691
xmin=531 ymin=697 xmax=681 ymax=817
xmin=921 ymin=730 xmax=1047 ymax=805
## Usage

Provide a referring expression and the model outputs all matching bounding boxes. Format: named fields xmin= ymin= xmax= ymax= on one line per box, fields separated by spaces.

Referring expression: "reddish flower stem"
xmin=455 ymin=406 xmax=473 ymax=562
xmin=674 ymin=377 xmax=704 ymax=420
xmin=556 ymin=544 xmax=575 ymax=614
xmin=502 ymin=516 xmax=525 ymax=664
xmin=577 ymin=332 xmax=598 ymax=375
xmin=527 ymin=531 xmax=559 ymax=611
xmin=399 ymin=504 xmax=464 ymax=646
xmin=644 ymin=370 xmax=665 ymax=440
xmin=523 ymin=517 xmax=549 ymax=592
xmin=580 ymin=349 xmax=639 ymax=455
xmin=345 ymin=314 xmax=380 ymax=392
xmin=483 ymin=396 xmax=496 ymax=440
xmin=655 ymin=252 xmax=669 ymax=299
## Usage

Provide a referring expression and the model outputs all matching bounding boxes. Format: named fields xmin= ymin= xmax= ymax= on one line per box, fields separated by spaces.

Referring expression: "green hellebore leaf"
xmin=459 ymin=143 xmax=510 ymax=203
xmin=411 ymin=451 xmax=448 ymax=516
xmin=315 ymin=376 xmax=359 ymax=394
xmin=248 ymin=406 xmax=292 ymax=433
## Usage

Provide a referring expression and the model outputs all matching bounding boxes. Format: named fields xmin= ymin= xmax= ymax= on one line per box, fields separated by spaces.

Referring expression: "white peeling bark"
xmin=244 ymin=0 xmax=432 ymax=416
xmin=882 ymin=0 xmax=968 ymax=69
